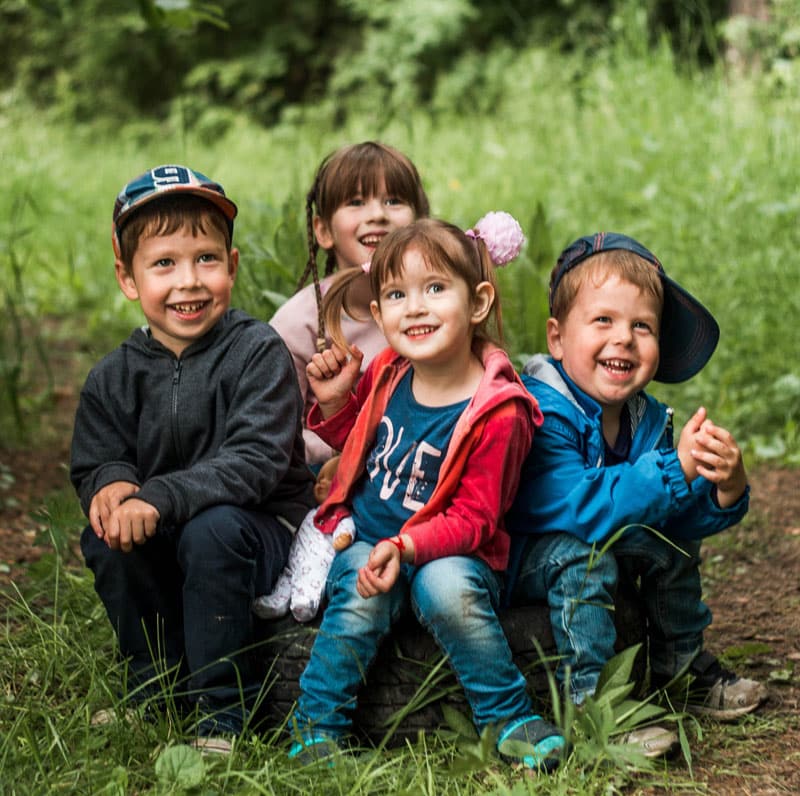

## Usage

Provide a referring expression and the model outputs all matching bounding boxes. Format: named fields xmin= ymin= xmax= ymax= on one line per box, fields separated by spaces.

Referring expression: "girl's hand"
xmin=677 ymin=406 xmax=707 ymax=483
xmin=306 ymin=343 xmax=364 ymax=418
xmin=691 ymin=419 xmax=748 ymax=508
xmin=357 ymin=540 xmax=401 ymax=598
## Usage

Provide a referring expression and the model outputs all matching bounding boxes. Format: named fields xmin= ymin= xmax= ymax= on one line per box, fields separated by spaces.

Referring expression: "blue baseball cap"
xmin=112 ymin=164 xmax=237 ymax=250
xmin=550 ymin=232 xmax=720 ymax=383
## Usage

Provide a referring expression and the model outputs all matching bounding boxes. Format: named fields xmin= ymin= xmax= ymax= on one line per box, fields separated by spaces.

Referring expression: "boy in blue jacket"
xmin=507 ymin=233 xmax=766 ymax=748
xmin=71 ymin=165 xmax=315 ymax=751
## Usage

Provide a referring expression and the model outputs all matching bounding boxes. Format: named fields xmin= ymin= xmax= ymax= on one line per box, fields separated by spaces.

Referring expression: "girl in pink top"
xmin=270 ymin=142 xmax=430 ymax=465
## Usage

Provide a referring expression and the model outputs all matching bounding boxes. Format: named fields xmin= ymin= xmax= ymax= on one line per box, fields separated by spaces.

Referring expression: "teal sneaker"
xmin=496 ymin=715 xmax=566 ymax=773
xmin=288 ymin=731 xmax=342 ymax=767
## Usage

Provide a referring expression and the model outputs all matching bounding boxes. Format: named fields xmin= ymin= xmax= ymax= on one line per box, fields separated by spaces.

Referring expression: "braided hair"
xmin=298 ymin=142 xmax=430 ymax=351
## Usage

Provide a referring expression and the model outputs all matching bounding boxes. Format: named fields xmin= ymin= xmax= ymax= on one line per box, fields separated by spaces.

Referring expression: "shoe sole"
xmin=620 ymin=727 xmax=679 ymax=759
xmin=191 ymin=736 xmax=233 ymax=755
xmin=687 ymin=699 xmax=766 ymax=721
xmin=90 ymin=707 xmax=139 ymax=726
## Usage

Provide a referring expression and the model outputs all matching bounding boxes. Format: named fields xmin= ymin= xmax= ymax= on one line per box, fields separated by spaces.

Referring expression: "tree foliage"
xmin=0 ymin=0 xmax=784 ymax=131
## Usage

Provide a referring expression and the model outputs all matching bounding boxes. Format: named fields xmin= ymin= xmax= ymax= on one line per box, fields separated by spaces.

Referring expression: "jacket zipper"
xmin=652 ymin=406 xmax=674 ymax=451
xmin=171 ymin=359 xmax=185 ymax=465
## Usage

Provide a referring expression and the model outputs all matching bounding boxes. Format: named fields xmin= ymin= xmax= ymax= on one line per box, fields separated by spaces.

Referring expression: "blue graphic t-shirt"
xmin=350 ymin=370 xmax=469 ymax=546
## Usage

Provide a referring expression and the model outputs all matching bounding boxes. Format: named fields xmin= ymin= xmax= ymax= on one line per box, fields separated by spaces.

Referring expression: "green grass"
xmin=0 ymin=491 xmax=704 ymax=795
xmin=4 ymin=488 xmax=790 ymax=794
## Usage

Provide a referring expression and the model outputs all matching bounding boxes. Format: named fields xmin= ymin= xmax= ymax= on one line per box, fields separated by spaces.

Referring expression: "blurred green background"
xmin=2 ymin=0 xmax=799 ymax=462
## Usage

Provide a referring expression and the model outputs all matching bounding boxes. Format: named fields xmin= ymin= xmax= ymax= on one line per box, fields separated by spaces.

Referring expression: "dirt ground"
xmin=0 ymin=379 xmax=798 ymax=794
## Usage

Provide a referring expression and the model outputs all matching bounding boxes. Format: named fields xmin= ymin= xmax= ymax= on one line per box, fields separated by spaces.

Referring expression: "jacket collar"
xmin=373 ymin=341 xmax=540 ymax=430
xmin=524 ymin=353 xmax=649 ymax=435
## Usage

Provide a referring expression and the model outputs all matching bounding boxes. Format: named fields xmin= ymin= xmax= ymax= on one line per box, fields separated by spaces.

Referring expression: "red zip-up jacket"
xmin=308 ymin=343 xmax=543 ymax=570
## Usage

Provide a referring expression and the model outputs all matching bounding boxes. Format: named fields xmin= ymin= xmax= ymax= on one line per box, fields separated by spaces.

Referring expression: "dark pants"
xmin=81 ymin=504 xmax=291 ymax=732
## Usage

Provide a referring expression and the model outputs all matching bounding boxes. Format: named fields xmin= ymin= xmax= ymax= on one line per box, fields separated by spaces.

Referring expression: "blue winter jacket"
xmin=505 ymin=355 xmax=749 ymax=589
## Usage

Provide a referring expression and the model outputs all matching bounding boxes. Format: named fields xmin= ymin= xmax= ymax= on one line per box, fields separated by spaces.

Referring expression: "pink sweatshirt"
xmin=270 ymin=279 xmax=387 ymax=465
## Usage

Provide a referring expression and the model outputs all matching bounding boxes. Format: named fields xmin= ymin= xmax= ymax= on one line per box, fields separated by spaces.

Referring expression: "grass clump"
xmin=0 ymin=495 xmax=711 ymax=795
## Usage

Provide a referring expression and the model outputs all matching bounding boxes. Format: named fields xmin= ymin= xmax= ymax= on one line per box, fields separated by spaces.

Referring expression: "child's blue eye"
xmin=155 ymin=259 xmax=173 ymax=268
xmin=386 ymin=289 xmax=404 ymax=300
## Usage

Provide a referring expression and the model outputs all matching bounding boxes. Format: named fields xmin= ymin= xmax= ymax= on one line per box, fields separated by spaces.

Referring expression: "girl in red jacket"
xmin=288 ymin=215 xmax=566 ymax=773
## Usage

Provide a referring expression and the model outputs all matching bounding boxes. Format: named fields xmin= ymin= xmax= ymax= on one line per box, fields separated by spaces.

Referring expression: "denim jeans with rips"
xmin=292 ymin=541 xmax=533 ymax=739
xmin=510 ymin=526 xmax=711 ymax=703
xmin=81 ymin=504 xmax=291 ymax=733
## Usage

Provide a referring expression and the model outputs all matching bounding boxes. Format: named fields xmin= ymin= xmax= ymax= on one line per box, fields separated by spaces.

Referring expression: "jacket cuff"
xmin=662 ymin=450 xmax=692 ymax=506
xmin=307 ymin=396 xmax=359 ymax=446
xmin=134 ymin=482 xmax=172 ymax=528
xmin=83 ymin=465 xmax=140 ymax=515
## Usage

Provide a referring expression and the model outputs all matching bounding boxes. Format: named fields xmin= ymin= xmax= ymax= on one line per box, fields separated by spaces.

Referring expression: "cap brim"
xmin=655 ymin=277 xmax=719 ymax=383
xmin=114 ymin=185 xmax=237 ymax=233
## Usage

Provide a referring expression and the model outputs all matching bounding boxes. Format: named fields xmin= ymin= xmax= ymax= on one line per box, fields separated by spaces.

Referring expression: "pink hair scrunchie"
xmin=466 ymin=211 xmax=526 ymax=267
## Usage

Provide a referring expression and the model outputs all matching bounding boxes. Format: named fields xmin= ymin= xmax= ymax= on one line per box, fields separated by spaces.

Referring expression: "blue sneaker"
xmin=496 ymin=715 xmax=566 ymax=773
xmin=288 ymin=731 xmax=342 ymax=767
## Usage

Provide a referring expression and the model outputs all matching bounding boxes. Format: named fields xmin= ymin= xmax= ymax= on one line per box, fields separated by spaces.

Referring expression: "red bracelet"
xmin=381 ymin=536 xmax=406 ymax=555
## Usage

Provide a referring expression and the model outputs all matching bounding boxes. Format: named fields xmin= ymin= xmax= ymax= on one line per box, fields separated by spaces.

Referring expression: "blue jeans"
xmin=510 ymin=528 xmax=711 ymax=702
xmin=293 ymin=541 xmax=532 ymax=738
xmin=81 ymin=504 xmax=291 ymax=731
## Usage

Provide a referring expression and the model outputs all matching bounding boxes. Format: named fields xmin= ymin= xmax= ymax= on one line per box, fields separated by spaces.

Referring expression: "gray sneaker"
xmin=619 ymin=725 xmax=679 ymax=759
xmin=670 ymin=651 xmax=768 ymax=721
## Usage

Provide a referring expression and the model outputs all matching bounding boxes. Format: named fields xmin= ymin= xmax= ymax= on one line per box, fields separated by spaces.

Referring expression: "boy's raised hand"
xmin=691 ymin=418 xmax=748 ymax=508
xmin=306 ymin=343 xmax=364 ymax=418
xmin=677 ymin=406 xmax=707 ymax=483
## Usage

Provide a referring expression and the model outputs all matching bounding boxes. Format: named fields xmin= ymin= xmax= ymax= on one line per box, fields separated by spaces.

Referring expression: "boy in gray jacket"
xmin=71 ymin=165 xmax=314 ymax=752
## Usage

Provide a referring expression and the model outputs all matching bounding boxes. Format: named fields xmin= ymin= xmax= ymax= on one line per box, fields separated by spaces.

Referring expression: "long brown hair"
xmin=296 ymin=142 xmax=430 ymax=351
xmin=323 ymin=218 xmax=502 ymax=355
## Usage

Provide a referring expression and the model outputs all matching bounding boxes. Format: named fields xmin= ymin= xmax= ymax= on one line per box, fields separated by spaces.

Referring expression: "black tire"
xmin=257 ymin=597 xmax=646 ymax=745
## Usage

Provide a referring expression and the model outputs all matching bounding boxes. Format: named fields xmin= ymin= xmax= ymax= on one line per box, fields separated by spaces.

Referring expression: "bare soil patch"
xmin=687 ymin=466 xmax=800 ymax=794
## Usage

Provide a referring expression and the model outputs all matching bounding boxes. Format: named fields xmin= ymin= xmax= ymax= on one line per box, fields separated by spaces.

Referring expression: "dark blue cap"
xmin=550 ymin=232 xmax=719 ymax=383
xmin=112 ymin=165 xmax=237 ymax=252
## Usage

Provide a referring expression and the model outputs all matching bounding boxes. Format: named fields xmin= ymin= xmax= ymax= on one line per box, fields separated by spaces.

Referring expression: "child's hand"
xmin=357 ymin=540 xmax=402 ymax=598
xmin=307 ymin=343 xmax=364 ymax=418
xmin=677 ymin=406 xmax=707 ymax=483
xmin=104 ymin=498 xmax=160 ymax=553
xmin=89 ymin=481 xmax=139 ymax=540
xmin=691 ymin=419 xmax=748 ymax=508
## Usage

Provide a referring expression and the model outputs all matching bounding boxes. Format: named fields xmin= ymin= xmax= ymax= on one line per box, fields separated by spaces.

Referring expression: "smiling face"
xmin=369 ymin=247 xmax=492 ymax=376
xmin=314 ymin=177 xmax=416 ymax=271
xmin=116 ymin=223 xmax=238 ymax=357
xmin=547 ymin=272 xmax=661 ymax=424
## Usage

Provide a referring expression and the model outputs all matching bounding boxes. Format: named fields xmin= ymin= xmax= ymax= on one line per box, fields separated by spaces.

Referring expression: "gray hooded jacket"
xmin=70 ymin=308 xmax=314 ymax=530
